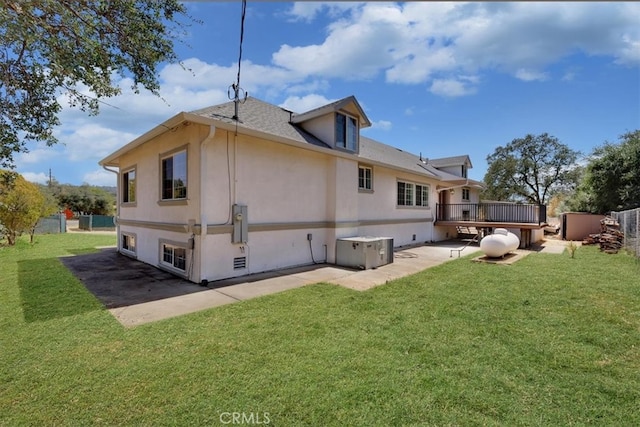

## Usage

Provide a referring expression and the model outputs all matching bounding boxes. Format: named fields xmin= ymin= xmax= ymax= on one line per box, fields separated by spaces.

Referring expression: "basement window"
xmin=160 ymin=241 xmax=186 ymax=272
xmin=121 ymin=233 xmax=136 ymax=255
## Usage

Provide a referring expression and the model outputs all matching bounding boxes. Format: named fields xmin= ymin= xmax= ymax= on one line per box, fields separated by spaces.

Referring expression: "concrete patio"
xmin=63 ymin=239 xmax=569 ymax=327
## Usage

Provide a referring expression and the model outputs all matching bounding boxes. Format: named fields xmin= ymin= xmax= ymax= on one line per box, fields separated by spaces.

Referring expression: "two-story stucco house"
xmin=100 ymin=95 xmax=487 ymax=283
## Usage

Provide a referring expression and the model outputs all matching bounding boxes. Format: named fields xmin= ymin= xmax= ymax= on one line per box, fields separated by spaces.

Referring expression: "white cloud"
xmin=429 ymin=78 xmax=477 ymax=98
xmin=286 ymin=79 xmax=331 ymax=95
xmin=286 ymin=2 xmax=363 ymax=22
xmin=514 ymin=69 xmax=549 ymax=82
xmin=83 ymin=169 xmax=117 ymax=186
xmin=279 ymin=94 xmax=335 ymax=113
xmin=21 ymin=172 xmax=49 ymax=184
xmin=562 ymin=70 xmax=577 ymax=82
xmin=17 ymin=148 xmax=59 ymax=165
xmin=57 ymin=124 xmax=137 ymax=162
xmin=370 ymin=120 xmax=392 ymax=131
xmin=274 ymin=2 xmax=639 ymax=87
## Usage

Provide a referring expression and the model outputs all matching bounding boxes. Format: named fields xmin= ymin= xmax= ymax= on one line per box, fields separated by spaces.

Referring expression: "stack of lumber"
xmin=582 ymin=217 xmax=624 ymax=253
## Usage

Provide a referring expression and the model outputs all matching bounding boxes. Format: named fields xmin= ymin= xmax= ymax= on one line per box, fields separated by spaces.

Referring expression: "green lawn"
xmin=1 ymin=234 xmax=639 ymax=426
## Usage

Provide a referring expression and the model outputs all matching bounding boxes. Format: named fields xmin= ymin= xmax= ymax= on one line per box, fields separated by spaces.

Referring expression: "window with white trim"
xmin=416 ymin=184 xmax=429 ymax=206
xmin=462 ymin=165 xmax=468 ymax=178
xmin=358 ymin=165 xmax=372 ymax=191
xmin=336 ymin=113 xmax=358 ymax=152
xmin=161 ymin=242 xmax=186 ymax=272
xmin=397 ymin=180 xmax=430 ymax=207
xmin=121 ymin=233 xmax=136 ymax=254
xmin=462 ymin=187 xmax=470 ymax=201
xmin=161 ymin=150 xmax=187 ymax=200
xmin=122 ymin=168 xmax=136 ymax=203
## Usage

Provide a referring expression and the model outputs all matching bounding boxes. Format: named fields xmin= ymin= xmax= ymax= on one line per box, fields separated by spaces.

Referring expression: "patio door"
xmin=438 ymin=190 xmax=450 ymax=220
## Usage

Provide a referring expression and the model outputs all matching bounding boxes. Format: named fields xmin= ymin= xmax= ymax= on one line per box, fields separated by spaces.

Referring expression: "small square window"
xmin=358 ymin=165 xmax=372 ymax=191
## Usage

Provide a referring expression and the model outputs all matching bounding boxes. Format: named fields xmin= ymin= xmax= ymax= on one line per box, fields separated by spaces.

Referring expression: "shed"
xmin=560 ymin=212 xmax=605 ymax=241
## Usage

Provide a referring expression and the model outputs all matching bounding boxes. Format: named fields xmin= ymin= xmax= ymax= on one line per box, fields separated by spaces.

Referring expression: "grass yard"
xmin=1 ymin=234 xmax=639 ymax=426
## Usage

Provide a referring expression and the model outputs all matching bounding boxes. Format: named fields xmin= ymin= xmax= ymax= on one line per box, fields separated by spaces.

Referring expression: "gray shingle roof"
xmin=359 ymin=137 xmax=468 ymax=182
xmin=428 ymin=155 xmax=472 ymax=169
xmin=191 ymin=98 xmax=329 ymax=148
xmin=190 ymin=96 xmax=472 ymax=183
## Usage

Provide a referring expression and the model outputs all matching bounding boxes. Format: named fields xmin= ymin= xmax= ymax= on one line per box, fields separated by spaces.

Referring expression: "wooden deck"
xmin=436 ymin=220 xmax=547 ymax=230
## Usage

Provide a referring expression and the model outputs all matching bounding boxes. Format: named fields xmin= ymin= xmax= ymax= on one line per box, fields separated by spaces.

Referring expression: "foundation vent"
xmin=233 ymin=256 xmax=247 ymax=270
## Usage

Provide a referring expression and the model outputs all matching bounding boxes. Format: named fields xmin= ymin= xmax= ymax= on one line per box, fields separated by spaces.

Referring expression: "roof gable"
xmin=428 ymin=155 xmax=473 ymax=169
xmin=290 ymin=95 xmax=372 ymax=128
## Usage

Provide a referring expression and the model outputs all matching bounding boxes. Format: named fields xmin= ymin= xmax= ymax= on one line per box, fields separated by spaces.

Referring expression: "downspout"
xmin=102 ymin=165 xmax=119 ymax=247
xmin=199 ymin=125 xmax=217 ymax=285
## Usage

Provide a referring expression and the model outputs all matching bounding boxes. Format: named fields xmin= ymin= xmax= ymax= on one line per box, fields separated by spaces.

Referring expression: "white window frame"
xmin=121 ymin=232 xmax=137 ymax=256
xmin=462 ymin=187 xmax=470 ymax=201
xmin=397 ymin=180 xmax=430 ymax=208
xmin=335 ymin=112 xmax=358 ymax=152
xmin=358 ymin=165 xmax=373 ymax=192
xmin=122 ymin=167 xmax=136 ymax=204
xmin=159 ymin=240 xmax=187 ymax=274
xmin=416 ymin=184 xmax=429 ymax=207
xmin=160 ymin=147 xmax=188 ymax=202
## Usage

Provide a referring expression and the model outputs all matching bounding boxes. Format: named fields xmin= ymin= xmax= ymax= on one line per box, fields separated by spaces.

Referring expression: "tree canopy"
xmin=569 ymin=130 xmax=640 ymax=213
xmin=482 ymin=133 xmax=580 ymax=206
xmin=0 ymin=171 xmax=46 ymax=245
xmin=0 ymin=0 xmax=191 ymax=168
xmin=53 ymin=183 xmax=115 ymax=216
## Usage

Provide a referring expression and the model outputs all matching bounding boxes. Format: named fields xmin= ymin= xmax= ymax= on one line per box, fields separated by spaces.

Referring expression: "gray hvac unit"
xmin=335 ymin=237 xmax=394 ymax=270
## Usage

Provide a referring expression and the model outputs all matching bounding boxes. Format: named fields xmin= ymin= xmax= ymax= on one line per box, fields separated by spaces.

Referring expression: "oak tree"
xmin=0 ymin=0 xmax=191 ymax=167
xmin=569 ymin=130 xmax=640 ymax=213
xmin=482 ymin=133 xmax=580 ymax=206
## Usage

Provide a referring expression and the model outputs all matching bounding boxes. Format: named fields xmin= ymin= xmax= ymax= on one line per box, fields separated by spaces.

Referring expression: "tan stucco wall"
xmin=115 ymin=122 xmax=475 ymax=282
xmin=299 ymin=114 xmax=336 ymax=149
xmin=562 ymin=213 xmax=605 ymax=241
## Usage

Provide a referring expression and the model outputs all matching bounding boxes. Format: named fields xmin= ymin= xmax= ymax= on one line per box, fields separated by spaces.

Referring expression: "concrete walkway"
xmin=108 ymin=239 xmax=569 ymax=327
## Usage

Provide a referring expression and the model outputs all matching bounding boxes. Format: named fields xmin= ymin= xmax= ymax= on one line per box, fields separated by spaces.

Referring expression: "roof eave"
xmin=99 ymin=112 xmax=215 ymax=167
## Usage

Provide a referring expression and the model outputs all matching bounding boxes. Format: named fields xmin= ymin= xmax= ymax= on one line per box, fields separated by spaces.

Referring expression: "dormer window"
xmin=336 ymin=113 xmax=358 ymax=152
xmin=462 ymin=164 xmax=468 ymax=178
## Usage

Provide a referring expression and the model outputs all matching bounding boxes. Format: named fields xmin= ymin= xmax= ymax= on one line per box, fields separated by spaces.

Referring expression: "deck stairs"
xmin=456 ymin=225 xmax=479 ymax=237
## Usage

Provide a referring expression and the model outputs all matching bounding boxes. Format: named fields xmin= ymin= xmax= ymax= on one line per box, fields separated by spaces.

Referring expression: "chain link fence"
xmin=611 ymin=207 xmax=640 ymax=258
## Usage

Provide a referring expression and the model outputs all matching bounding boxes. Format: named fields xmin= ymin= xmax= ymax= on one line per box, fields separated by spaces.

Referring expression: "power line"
xmin=229 ymin=0 xmax=248 ymax=121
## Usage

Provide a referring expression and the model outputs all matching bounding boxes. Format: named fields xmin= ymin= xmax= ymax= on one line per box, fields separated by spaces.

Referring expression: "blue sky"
xmin=16 ymin=1 xmax=640 ymax=186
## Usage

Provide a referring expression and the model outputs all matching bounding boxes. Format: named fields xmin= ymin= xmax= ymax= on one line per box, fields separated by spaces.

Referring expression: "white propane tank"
xmin=480 ymin=228 xmax=520 ymax=258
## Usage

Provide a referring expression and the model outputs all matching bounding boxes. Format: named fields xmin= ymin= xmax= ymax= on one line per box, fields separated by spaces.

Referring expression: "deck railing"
xmin=436 ymin=203 xmax=547 ymax=225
